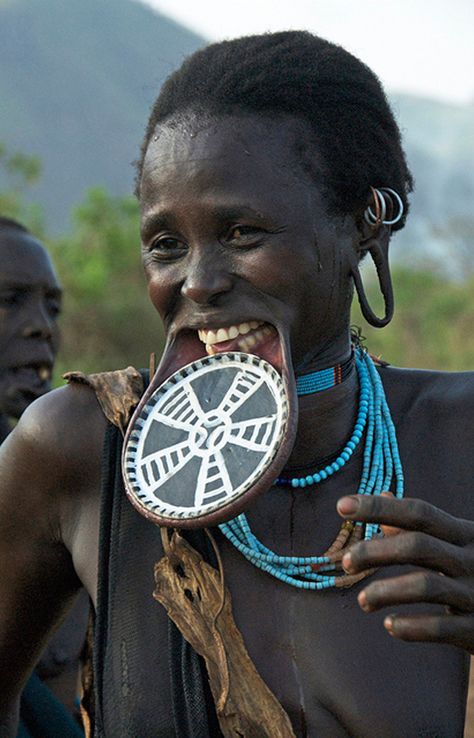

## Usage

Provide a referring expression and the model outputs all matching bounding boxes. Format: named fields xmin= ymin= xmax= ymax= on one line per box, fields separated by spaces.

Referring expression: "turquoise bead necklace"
xmin=218 ymin=348 xmax=404 ymax=589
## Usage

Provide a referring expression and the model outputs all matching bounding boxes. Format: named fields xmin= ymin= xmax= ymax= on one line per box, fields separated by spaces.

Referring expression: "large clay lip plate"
xmin=122 ymin=351 xmax=296 ymax=529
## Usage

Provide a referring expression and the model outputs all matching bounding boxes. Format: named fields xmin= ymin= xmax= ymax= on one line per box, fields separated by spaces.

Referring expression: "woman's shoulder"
xmin=10 ymin=380 xmax=108 ymax=480
xmin=378 ymin=362 xmax=474 ymax=420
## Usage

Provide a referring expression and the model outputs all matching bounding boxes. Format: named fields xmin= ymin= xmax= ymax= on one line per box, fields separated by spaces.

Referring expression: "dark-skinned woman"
xmin=0 ymin=32 xmax=473 ymax=738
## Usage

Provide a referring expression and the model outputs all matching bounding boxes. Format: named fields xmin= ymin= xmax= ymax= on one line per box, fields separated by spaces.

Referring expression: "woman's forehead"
xmin=140 ymin=113 xmax=324 ymax=209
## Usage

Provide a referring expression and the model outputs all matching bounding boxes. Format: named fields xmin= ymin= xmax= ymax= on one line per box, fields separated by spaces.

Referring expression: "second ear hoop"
xmin=364 ymin=187 xmax=404 ymax=228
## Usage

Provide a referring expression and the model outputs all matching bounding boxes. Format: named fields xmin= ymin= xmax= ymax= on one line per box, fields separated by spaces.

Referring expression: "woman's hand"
xmin=337 ymin=493 xmax=474 ymax=652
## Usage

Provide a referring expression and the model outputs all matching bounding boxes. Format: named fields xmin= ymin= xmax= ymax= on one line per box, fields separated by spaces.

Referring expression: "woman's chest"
xmin=220 ymin=535 xmax=468 ymax=737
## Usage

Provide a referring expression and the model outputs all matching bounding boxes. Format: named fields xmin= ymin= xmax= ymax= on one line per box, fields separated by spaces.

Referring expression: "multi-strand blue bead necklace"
xmin=218 ymin=348 xmax=404 ymax=590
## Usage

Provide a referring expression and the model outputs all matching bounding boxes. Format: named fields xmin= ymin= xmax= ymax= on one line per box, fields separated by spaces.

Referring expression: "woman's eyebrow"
xmin=209 ymin=206 xmax=268 ymax=222
xmin=140 ymin=211 xmax=175 ymax=241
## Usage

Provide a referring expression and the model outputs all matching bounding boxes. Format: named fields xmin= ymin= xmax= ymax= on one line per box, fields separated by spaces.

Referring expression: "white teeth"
xmin=228 ymin=326 xmax=239 ymax=339
xmin=199 ymin=321 xmax=263 ymax=345
xmin=198 ymin=320 xmax=269 ymax=353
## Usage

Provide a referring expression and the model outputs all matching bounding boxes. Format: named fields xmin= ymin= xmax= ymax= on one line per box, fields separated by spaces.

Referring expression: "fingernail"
xmin=337 ymin=496 xmax=359 ymax=515
xmin=358 ymin=590 xmax=370 ymax=612
xmin=342 ymin=552 xmax=352 ymax=572
xmin=384 ymin=614 xmax=396 ymax=635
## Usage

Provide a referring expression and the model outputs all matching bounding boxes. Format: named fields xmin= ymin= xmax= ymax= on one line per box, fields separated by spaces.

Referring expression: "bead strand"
xmin=276 ymin=356 xmax=372 ymax=488
xmin=218 ymin=348 xmax=404 ymax=589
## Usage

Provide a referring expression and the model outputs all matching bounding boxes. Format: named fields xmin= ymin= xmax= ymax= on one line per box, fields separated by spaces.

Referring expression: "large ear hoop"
xmin=351 ymin=187 xmax=404 ymax=328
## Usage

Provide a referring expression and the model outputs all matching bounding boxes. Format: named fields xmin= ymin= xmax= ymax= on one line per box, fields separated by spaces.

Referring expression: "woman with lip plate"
xmin=1 ymin=31 xmax=474 ymax=738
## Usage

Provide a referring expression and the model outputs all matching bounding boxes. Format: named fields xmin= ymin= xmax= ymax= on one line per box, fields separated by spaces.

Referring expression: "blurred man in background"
xmin=0 ymin=216 xmax=86 ymax=737
xmin=0 ymin=217 xmax=60 ymax=441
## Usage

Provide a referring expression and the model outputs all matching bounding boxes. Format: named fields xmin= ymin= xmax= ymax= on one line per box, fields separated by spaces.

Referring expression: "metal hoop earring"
xmin=364 ymin=187 xmax=404 ymax=228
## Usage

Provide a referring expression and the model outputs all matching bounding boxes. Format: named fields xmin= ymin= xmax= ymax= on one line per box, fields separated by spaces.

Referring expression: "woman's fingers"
xmin=358 ymin=571 xmax=474 ymax=613
xmin=383 ymin=612 xmax=474 ymax=651
xmin=337 ymin=494 xmax=474 ymax=545
xmin=342 ymin=530 xmax=474 ymax=578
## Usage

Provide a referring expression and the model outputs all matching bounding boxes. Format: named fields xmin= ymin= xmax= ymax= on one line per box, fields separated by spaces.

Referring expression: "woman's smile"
xmin=140 ymin=113 xmax=357 ymax=378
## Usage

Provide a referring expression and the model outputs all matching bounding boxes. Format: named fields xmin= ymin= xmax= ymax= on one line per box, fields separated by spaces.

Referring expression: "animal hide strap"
xmin=154 ymin=528 xmax=296 ymax=738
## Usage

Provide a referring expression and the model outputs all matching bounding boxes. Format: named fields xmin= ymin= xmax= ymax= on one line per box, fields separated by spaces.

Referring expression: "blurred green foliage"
xmin=0 ymin=142 xmax=45 ymax=235
xmin=48 ymin=187 xmax=164 ymax=378
xmin=0 ymin=143 xmax=163 ymax=379
xmin=352 ymin=267 xmax=474 ymax=371
xmin=1 ymin=141 xmax=473 ymax=381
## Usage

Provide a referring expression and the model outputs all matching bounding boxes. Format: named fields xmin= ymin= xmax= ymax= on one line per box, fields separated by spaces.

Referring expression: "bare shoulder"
xmin=4 ymin=380 xmax=107 ymax=482
xmin=379 ymin=364 xmax=474 ymax=424
xmin=0 ymin=381 xmax=107 ymax=547
xmin=379 ymin=364 xmax=474 ymax=517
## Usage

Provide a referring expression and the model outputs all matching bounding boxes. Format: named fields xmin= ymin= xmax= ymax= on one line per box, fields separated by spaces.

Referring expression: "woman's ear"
xmin=349 ymin=221 xmax=394 ymax=328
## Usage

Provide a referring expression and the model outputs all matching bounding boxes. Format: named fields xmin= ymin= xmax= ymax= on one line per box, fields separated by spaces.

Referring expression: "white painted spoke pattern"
xmin=227 ymin=415 xmax=278 ymax=452
xmin=158 ymin=381 xmax=206 ymax=430
xmin=141 ymin=439 xmax=193 ymax=487
xmin=124 ymin=353 xmax=288 ymax=521
xmin=194 ymin=450 xmax=233 ymax=508
xmin=218 ymin=370 xmax=265 ymax=416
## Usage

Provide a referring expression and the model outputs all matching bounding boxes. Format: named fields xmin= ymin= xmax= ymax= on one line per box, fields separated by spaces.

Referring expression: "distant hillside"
xmin=1 ymin=0 xmax=473 ymax=276
xmin=0 ymin=0 xmax=204 ymax=230
xmin=390 ymin=94 xmax=474 ymax=272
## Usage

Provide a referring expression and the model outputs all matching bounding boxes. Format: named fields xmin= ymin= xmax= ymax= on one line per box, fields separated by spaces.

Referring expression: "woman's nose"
xmin=181 ymin=253 xmax=233 ymax=305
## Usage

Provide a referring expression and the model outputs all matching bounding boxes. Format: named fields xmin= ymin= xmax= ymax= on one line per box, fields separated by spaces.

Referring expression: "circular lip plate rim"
xmin=122 ymin=351 xmax=288 ymax=524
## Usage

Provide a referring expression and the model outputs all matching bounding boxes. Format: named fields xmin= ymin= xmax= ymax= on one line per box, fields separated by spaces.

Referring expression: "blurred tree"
xmin=352 ymin=266 xmax=474 ymax=371
xmin=0 ymin=141 xmax=45 ymax=234
xmin=49 ymin=187 xmax=164 ymax=378
xmin=433 ymin=217 xmax=474 ymax=279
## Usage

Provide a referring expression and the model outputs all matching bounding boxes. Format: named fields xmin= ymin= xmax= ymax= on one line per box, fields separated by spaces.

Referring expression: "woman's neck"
xmin=286 ymin=362 xmax=359 ymax=469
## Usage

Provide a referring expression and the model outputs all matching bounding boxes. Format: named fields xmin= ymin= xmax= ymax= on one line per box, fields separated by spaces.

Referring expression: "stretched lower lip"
xmin=153 ymin=322 xmax=285 ymax=385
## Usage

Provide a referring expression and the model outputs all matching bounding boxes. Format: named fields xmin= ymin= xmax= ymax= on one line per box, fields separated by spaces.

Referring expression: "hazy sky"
xmin=142 ymin=0 xmax=473 ymax=105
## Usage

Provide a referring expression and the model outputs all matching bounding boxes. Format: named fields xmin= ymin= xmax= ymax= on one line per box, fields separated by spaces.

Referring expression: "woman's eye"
xmin=226 ymin=225 xmax=264 ymax=245
xmin=149 ymin=237 xmax=187 ymax=259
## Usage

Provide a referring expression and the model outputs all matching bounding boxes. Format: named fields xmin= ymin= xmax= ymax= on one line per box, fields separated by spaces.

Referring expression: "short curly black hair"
xmin=136 ymin=31 xmax=412 ymax=230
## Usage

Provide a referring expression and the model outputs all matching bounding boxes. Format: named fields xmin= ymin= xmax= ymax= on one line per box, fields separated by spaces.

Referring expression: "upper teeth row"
xmin=198 ymin=321 xmax=264 ymax=345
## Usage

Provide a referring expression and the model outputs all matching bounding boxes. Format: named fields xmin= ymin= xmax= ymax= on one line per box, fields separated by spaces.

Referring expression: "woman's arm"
xmin=0 ymin=386 xmax=104 ymax=734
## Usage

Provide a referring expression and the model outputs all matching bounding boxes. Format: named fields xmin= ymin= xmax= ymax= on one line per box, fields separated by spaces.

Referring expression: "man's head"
xmin=0 ymin=218 xmax=62 ymax=419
